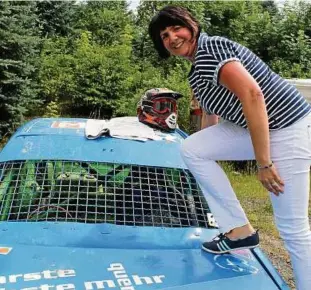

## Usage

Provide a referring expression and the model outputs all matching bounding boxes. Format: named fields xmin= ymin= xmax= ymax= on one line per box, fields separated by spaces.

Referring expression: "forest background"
xmin=1 ymin=0 xmax=311 ymax=140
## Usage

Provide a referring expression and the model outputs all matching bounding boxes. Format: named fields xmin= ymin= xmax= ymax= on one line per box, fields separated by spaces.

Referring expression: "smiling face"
xmin=160 ymin=25 xmax=197 ymax=61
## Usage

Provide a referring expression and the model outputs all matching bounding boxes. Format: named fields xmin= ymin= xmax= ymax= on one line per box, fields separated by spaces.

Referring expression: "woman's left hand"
xmin=257 ymin=163 xmax=284 ymax=196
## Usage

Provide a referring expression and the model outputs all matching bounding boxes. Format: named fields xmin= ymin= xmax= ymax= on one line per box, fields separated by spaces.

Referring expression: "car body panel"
xmin=0 ymin=118 xmax=290 ymax=290
xmin=1 ymin=223 xmax=282 ymax=290
xmin=0 ymin=118 xmax=186 ymax=169
xmin=0 ymin=246 xmax=279 ymax=290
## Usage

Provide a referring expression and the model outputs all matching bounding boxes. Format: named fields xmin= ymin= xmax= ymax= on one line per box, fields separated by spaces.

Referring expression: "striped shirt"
xmin=188 ymin=33 xmax=311 ymax=130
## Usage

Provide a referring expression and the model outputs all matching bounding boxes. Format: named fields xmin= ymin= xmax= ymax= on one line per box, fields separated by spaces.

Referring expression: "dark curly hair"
xmin=148 ymin=6 xmax=201 ymax=59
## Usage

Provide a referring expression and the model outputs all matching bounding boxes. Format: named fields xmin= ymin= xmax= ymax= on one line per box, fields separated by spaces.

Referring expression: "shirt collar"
xmin=188 ymin=32 xmax=208 ymax=78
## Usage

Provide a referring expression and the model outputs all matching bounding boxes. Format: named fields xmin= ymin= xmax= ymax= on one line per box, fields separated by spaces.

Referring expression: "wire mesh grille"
xmin=0 ymin=160 xmax=214 ymax=228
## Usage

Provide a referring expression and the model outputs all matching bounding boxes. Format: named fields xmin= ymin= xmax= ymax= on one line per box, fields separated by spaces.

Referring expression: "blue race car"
xmin=0 ymin=117 xmax=290 ymax=290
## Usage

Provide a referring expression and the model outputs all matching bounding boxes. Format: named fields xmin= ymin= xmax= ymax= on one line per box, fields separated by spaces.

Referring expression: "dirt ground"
xmin=260 ymin=232 xmax=295 ymax=290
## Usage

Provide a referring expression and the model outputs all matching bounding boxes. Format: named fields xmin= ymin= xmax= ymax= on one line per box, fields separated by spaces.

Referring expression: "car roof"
xmin=0 ymin=117 xmax=188 ymax=169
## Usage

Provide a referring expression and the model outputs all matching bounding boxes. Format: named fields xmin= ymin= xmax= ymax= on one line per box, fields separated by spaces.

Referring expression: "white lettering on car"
xmin=0 ymin=263 xmax=165 ymax=289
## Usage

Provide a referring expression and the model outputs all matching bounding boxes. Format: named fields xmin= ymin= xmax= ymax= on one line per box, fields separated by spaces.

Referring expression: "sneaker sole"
xmin=201 ymin=244 xmax=259 ymax=254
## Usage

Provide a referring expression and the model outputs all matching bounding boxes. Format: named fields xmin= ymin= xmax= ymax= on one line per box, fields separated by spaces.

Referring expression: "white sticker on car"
xmin=51 ymin=121 xmax=86 ymax=129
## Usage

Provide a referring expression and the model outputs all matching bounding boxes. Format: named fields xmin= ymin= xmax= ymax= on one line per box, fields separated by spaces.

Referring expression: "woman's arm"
xmin=219 ymin=61 xmax=269 ymax=166
xmin=218 ymin=61 xmax=284 ymax=195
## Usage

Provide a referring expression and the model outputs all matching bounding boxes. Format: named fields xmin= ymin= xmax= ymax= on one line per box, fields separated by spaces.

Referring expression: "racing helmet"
xmin=137 ymin=88 xmax=183 ymax=132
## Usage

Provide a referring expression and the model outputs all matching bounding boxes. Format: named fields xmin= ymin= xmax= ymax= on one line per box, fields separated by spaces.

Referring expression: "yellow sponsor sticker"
xmin=0 ymin=247 xmax=12 ymax=255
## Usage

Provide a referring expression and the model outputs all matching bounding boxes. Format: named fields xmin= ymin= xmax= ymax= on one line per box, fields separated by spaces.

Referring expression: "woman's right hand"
xmin=257 ymin=163 xmax=284 ymax=196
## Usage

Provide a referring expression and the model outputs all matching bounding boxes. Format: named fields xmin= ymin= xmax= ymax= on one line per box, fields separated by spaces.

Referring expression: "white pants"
xmin=181 ymin=113 xmax=311 ymax=290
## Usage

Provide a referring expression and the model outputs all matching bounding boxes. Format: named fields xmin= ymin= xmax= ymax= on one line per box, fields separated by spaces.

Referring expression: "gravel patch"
xmin=260 ymin=232 xmax=296 ymax=290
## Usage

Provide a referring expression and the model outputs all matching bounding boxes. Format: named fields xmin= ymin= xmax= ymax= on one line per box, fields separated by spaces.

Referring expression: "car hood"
xmin=0 ymin=223 xmax=285 ymax=290
xmin=1 ymin=244 xmax=281 ymax=290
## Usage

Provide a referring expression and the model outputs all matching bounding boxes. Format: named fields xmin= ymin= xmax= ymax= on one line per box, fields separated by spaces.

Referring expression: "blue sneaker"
xmin=202 ymin=231 xmax=259 ymax=254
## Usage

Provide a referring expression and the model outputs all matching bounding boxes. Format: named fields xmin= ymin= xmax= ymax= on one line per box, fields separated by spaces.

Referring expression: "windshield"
xmin=0 ymin=160 xmax=216 ymax=228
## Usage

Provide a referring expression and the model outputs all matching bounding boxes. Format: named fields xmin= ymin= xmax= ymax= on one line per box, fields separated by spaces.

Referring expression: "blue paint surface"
xmin=0 ymin=222 xmax=281 ymax=290
xmin=0 ymin=118 xmax=187 ymax=169
xmin=0 ymin=245 xmax=279 ymax=290
xmin=0 ymin=118 xmax=290 ymax=290
xmin=0 ymin=222 xmax=290 ymax=290
xmin=0 ymin=222 xmax=215 ymax=250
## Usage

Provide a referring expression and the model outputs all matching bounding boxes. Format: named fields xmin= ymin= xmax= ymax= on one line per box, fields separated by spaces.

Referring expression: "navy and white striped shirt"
xmin=188 ymin=33 xmax=311 ymax=130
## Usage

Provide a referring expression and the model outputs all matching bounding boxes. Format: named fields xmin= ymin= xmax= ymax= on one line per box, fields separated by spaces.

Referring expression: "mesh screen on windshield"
xmin=0 ymin=160 xmax=214 ymax=228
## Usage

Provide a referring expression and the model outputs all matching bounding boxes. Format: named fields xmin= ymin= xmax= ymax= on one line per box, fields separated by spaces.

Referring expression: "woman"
xmin=149 ymin=5 xmax=311 ymax=290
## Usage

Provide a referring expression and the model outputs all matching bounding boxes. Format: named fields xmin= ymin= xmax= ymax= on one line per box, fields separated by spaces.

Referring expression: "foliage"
xmin=267 ymin=1 xmax=311 ymax=77
xmin=1 ymin=0 xmax=311 ymax=139
xmin=43 ymin=101 xmax=60 ymax=118
xmin=39 ymin=27 xmax=140 ymax=118
xmin=36 ymin=1 xmax=77 ymax=38
xmin=74 ymin=1 xmax=131 ymax=46
xmin=0 ymin=2 xmax=41 ymax=138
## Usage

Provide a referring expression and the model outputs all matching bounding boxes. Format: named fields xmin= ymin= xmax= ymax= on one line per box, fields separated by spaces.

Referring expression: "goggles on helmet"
xmin=137 ymin=88 xmax=183 ymax=132
xmin=152 ymin=97 xmax=177 ymax=115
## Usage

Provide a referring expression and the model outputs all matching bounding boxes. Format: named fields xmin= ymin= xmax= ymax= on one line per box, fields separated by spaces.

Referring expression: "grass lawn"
xmin=223 ymin=163 xmax=311 ymax=290
xmin=224 ymin=164 xmax=278 ymax=236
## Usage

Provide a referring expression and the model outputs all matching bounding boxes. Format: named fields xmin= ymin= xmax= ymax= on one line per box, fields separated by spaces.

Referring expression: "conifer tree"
xmin=0 ymin=2 xmax=41 ymax=138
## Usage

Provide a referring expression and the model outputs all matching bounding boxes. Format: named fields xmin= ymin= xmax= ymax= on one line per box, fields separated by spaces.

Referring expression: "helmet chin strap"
xmin=165 ymin=113 xmax=177 ymax=129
